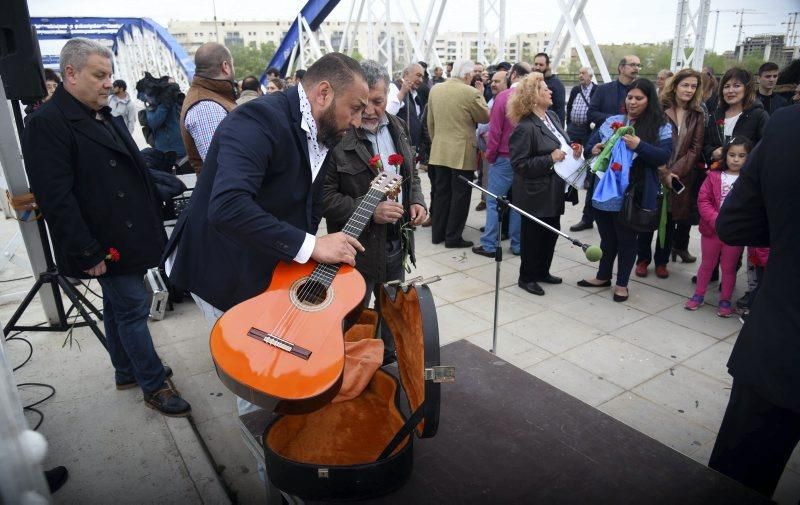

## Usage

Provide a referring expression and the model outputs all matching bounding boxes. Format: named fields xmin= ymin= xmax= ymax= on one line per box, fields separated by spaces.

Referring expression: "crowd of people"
xmin=18 ymin=36 xmax=799 ymax=501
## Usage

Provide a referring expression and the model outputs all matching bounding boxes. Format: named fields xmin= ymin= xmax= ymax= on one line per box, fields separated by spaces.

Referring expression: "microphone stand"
xmin=460 ymin=176 xmax=599 ymax=355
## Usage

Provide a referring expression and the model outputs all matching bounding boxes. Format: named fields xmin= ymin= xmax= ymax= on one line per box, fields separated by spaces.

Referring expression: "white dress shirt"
xmin=387 ymin=82 xmax=420 ymax=116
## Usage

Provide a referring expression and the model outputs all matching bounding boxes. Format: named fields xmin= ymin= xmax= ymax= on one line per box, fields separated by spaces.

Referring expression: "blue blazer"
xmin=587 ymin=80 xmax=631 ymax=127
xmin=164 ymin=86 xmax=326 ymax=310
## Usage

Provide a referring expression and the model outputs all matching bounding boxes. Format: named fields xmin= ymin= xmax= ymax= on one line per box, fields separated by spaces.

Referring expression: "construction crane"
xmin=781 ymin=11 xmax=799 ymax=48
xmin=709 ymin=9 xmax=741 ymax=53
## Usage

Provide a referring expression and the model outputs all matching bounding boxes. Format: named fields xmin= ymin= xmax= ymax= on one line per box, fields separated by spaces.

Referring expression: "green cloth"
xmin=590 ymin=126 xmax=635 ymax=174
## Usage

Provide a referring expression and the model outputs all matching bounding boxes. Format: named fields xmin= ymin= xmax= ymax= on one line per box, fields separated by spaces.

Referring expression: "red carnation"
xmin=715 ymin=119 xmax=725 ymax=126
xmin=368 ymin=154 xmax=382 ymax=169
xmin=105 ymin=247 xmax=121 ymax=263
xmin=610 ymin=162 xmax=622 ymax=172
xmin=611 ymin=121 xmax=624 ymax=130
xmin=387 ymin=153 xmax=404 ymax=167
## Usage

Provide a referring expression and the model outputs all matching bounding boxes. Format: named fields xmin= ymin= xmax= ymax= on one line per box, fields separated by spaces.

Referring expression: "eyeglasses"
xmin=625 ymin=63 xmax=643 ymax=69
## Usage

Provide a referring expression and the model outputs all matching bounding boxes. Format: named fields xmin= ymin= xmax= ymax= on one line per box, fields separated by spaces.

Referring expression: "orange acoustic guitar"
xmin=210 ymin=172 xmax=403 ymax=409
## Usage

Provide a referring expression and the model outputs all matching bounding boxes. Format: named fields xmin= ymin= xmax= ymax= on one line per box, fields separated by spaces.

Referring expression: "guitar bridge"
xmin=247 ymin=328 xmax=312 ymax=360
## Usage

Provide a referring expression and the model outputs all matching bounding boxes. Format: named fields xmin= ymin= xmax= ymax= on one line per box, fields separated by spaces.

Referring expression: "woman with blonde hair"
xmin=508 ymin=72 xmax=581 ymax=296
xmin=636 ymin=68 xmax=705 ymax=278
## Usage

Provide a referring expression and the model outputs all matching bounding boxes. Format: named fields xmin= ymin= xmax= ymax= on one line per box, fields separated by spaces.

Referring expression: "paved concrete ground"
xmin=2 ymin=173 xmax=798 ymax=504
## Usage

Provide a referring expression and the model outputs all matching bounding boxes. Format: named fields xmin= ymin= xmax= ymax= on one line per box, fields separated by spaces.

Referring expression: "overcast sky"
xmin=29 ymin=0 xmax=795 ymax=55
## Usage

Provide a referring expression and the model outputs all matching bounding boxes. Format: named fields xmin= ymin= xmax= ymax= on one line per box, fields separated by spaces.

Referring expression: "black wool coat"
xmin=717 ymin=104 xmax=800 ymax=414
xmin=21 ymin=85 xmax=166 ymax=278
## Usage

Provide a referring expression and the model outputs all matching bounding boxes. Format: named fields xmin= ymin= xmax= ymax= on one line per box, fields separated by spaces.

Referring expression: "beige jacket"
xmin=426 ymin=78 xmax=489 ymax=171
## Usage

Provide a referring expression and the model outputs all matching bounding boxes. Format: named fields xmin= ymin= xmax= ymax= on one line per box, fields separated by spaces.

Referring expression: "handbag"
xmin=618 ymin=184 xmax=662 ymax=233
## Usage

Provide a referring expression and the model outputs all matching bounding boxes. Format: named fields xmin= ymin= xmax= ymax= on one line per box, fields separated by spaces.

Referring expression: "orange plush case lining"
xmin=266 ymin=296 xmax=426 ymax=465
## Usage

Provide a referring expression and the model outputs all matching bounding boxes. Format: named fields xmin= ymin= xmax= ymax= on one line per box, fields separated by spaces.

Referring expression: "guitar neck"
xmin=342 ymin=186 xmax=385 ymax=239
xmin=310 ymin=186 xmax=386 ymax=286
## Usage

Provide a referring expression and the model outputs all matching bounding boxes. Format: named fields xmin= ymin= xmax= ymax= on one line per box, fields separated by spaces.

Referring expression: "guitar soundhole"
xmin=296 ymin=280 xmax=329 ymax=306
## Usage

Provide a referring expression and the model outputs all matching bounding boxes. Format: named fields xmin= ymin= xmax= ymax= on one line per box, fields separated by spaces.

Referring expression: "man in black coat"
xmin=21 ymin=38 xmax=190 ymax=416
xmin=709 ymin=105 xmax=800 ymax=499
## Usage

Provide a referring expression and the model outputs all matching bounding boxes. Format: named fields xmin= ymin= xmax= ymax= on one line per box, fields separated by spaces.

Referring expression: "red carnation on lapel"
xmin=368 ymin=155 xmax=382 ymax=170
xmin=610 ymin=162 xmax=622 ymax=172
xmin=715 ymin=119 xmax=725 ymax=126
xmin=387 ymin=153 xmax=404 ymax=167
xmin=105 ymin=247 xmax=121 ymax=263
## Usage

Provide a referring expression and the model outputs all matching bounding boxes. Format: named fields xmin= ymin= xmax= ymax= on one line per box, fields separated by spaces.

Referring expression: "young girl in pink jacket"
xmin=685 ymin=137 xmax=753 ymax=317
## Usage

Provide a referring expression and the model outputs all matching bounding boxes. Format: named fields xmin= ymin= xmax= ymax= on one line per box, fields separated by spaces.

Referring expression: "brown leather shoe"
xmin=475 ymin=201 xmax=486 ymax=211
xmin=655 ymin=265 xmax=669 ymax=278
xmin=635 ymin=261 xmax=649 ymax=277
xmin=144 ymin=385 xmax=191 ymax=417
xmin=421 ymin=216 xmax=432 ymax=227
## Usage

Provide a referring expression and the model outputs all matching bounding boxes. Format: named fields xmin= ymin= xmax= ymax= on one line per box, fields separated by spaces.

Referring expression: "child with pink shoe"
xmin=685 ymin=137 xmax=752 ymax=317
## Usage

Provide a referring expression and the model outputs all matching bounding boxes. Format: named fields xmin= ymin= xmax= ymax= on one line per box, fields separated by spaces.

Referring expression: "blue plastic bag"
xmin=591 ymin=138 xmax=634 ymax=212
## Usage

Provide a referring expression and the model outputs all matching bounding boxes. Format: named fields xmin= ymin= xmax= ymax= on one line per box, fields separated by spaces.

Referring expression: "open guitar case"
xmin=262 ymin=281 xmax=453 ymax=501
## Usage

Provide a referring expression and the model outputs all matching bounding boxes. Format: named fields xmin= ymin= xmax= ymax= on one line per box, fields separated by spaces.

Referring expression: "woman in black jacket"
xmin=703 ymin=67 xmax=769 ymax=165
xmin=508 ymin=72 xmax=581 ymax=296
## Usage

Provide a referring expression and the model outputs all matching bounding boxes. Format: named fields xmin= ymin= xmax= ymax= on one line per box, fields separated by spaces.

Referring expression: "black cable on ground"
xmin=5 ymin=278 xmax=105 ymax=431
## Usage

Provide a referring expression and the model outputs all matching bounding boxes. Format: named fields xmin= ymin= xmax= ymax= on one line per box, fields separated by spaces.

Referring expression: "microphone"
xmin=582 ymin=244 xmax=603 ymax=263
xmin=458 ymin=175 xmax=603 ymax=262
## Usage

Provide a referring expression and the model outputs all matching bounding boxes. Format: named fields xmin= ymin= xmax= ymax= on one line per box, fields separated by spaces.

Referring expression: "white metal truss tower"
xmin=670 ymin=0 xmax=712 ymax=71
xmin=286 ymin=13 xmax=335 ymax=75
xmin=477 ymin=0 xmax=506 ymax=65
xmin=546 ymin=0 xmax=611 ymax=83
xmin=338 ymin=0 xmax=447 ymax=76
xmin=115 ymin=26 xmax=192 ymax=92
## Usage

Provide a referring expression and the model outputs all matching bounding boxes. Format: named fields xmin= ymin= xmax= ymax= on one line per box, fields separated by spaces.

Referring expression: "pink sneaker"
xmin=718 ymin=300 xmax=734 ymax=318
xmin=684 ymin=294 xmax=704 ymax=311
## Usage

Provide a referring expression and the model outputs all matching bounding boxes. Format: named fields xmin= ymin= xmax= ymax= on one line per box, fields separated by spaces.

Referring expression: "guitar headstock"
xmin=371 ymin=173 xmax=403 ymax=197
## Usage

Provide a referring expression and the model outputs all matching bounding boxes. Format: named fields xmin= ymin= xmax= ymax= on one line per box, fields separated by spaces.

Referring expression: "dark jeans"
xmin=709 ymin=380 xmax=800 ymax=498
xmin=637 ymin=213 xmax=674 ymax=266
xmin=519 ymin=216 xmax=560 ymax=283
xmin=97 ymin=273 xmax=166 ymax=394
xmin=672 ymin=219 xmax=691 ymax=250
xmin=430 ymin=166 xmax=473 ymax=244
xmin=362 ymin=238 xmax=405 ymax=356
xmin=594 ymin=209 xmax=638 ymax=288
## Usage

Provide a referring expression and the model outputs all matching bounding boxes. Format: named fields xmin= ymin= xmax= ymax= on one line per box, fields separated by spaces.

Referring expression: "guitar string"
xmin=268 ymin=189 xmax=385 ymax=342
xmin=270 ymin=188 xmax=385 ymax=339
xmin=266 ymin=186 xmax=390 ymax=342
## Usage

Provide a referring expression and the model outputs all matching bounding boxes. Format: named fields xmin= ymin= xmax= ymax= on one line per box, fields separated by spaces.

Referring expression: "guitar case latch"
xmin=424 ymin=366 xmax=455 ymax=383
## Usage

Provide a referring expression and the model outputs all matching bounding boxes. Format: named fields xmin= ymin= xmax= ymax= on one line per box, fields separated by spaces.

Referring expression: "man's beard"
xmin=317 ymin=102 xmax=344 ymax=149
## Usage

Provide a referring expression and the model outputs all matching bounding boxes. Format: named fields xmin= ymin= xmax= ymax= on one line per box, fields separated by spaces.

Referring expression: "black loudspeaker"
xmin=0 ymin=0 xmax=46 ymax=101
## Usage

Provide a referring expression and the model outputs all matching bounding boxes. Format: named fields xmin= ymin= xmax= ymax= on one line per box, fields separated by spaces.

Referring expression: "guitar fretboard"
xmin=308 ymin=186 xmax=387 ymax=288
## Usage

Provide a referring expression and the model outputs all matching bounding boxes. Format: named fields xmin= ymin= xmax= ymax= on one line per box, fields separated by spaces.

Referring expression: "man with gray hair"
xmin=179 ymin=42 xmax=238 ymax=173
xmin=566 ymin=66 xmax=596 ymax=145
xmin=323 ymin=60 xmax=427 ymax=363
xmin=427 ymin=59 xmax=490 ymax=248
xmin=21 ymin=38 xmax=190 ymax=416
xmin=387 ymin=62 xmax=426 ymax=149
